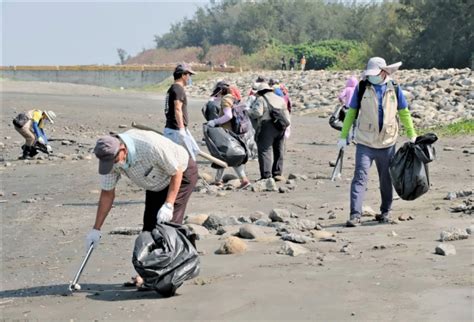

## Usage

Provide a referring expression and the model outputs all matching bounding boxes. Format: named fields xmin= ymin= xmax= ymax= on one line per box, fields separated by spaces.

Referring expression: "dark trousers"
xmin=142 ymin=158 xmax=198 ymax=231
xmin=256 ymin=121 xmax=285 ymax=179
xmin=350 ymin=144 xmax=396 ymax=219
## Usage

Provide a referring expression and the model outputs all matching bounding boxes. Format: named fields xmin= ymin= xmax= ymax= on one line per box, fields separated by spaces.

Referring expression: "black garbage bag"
xmin=203 ymin=124 xmax=248 ymax=168
xmin=389 ymin=133 xmax=438 ymax=201
xmin=240 ymin=127 xmax=258 ymax=160
xmin=202 ymin=100 xmax=220 ymax=121
xmin=132 ymin=223 xmax=200 ymax=297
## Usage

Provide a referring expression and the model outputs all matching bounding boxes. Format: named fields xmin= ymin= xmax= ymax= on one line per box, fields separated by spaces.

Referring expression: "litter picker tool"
xmin=131 ymin=122 xmax=228 ymax=168
xmin=68 ymin=244 xmax=94 ymax=292
xmin=330 ymin=148 xmax=344 ymax=181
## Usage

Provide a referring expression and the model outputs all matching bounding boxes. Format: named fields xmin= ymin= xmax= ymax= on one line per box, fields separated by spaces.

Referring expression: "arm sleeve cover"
xmin=398 ymin=108 xmax=417 ymax=138
xmin=340 ymin=108 xmax=358 ymax=139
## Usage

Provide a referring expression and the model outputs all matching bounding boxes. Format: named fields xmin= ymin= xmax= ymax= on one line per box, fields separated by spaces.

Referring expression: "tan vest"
xmin=355 ymin=82 xmax=399 ymax=149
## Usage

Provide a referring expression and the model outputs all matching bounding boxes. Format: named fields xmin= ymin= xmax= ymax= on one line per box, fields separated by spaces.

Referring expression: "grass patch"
xmin=417 ymin=119 xmax=474 ymax=137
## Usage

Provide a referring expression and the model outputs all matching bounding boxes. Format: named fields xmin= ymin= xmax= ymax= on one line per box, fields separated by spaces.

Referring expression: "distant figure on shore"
xmin=300 ymin=55 xmax=306 ymax=71
xmin=281 ymin=57 xmax=287 ymax=70
xmin=289 ymin=57 xmax=295 ymax=71
xmin=164 ymin=63 xmax=200 ymax=161
xmin=12 ymin=109 xmax=56 ymax=159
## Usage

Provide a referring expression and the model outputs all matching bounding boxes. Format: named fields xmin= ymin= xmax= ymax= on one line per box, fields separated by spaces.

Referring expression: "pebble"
xmin=118 ymin=124 xmax=128 ymax=128
xmin=435 ymin=243 xmax=456 ymax=256
xmin=239 ymin=224 xmax=265 ymax=239
xmin=340 ymin=244 xmax=353 ymax=253
xmin=443 ymin=147 xmax=455 ymax=151
xmin=61 ymin=140 xmax=72 ymax=145
xmin=277 ymin=241 xmax=309 ymax=257
xmin=215 ymin=236 xmax=247 ymax=255
xmin=466 ymin=225 xmax=474 ymax=235
xmin=310 ymin=230 xmax=335 ymax=240
xmin=202 ymin=215 xmax=224 ymax=230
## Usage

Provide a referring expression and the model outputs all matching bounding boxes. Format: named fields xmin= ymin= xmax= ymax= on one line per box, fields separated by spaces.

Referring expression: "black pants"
xmin=142 ymin=158 xmax=198 ymax=231
xmin=256 ymin=121 xmax=285 ymax=179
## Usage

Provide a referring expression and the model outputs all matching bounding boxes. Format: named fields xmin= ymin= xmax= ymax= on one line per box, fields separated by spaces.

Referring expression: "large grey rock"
xmin=186 ymin=224 xmax=210 ymax=237
xmin=277 ymin=241 xmax=309 ymax=257
xmin=216 ymin=225 xmax=240 ymax=236
xmin=281 ymin=233 xmax=313 ymax=244
xmin=184 ymin=214 xmax=209 ymax=226
xmin=285 ymin=218 xmax=317 ymax=231
xmin=239 ymin=224 xmax=265 ymax=239
xmin=466 ymin=225 xmax=474 ymax=235
xmin=252 ymin=178 xmax=278 ymax=192
xmin=440 ymin=228 xmax=469 ymax=241
xmin=215 ymin=236 xmax=247 ymax=255
xmin=435 ymin=243 xmax=456 ymax=256
xmin=269 ymin=208 xmax=291 ymax=222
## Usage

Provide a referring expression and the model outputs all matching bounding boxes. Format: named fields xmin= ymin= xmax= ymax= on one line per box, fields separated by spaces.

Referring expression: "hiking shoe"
xmin=238 ymin=180 xmax=251 ymax=190
xmin=377 ymin=213 xmax=394 ymax=224
xmin=346 ymin=217 xmax=361 ymax=227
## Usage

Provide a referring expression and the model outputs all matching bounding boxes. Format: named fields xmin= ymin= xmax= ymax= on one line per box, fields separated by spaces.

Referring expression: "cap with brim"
xmin=174 ymin=63 xmax=196 ymax=75
xmin=363 ymin=57 xmax=402 ymax=77
xmin=94 ymin=136 xmax=120 ymax=175
xmin=210 ymin=81 xmax=230 ymax=97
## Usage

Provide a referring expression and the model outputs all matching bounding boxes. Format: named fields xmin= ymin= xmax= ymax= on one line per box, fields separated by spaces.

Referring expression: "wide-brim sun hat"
xmin=43 ymin=110 xmax=56 ymax=124
xmin=362 ymin=57 xmax=402 ymax=78
xmin=256 ymin=82 xmax=273 ymax=93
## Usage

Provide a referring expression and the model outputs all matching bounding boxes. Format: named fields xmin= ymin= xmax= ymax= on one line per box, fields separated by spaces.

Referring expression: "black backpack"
xmin=329 ymin=80 xmax=400 ymax=131
xmin=263 ymin=95 xmax=291 ymax=131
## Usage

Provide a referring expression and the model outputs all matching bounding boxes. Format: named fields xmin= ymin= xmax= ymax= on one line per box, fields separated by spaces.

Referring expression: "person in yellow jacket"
xmin=12 ymin=109 xmax=56 ymax=159
xmin=337 ymin=57 xmax=417 ymax=227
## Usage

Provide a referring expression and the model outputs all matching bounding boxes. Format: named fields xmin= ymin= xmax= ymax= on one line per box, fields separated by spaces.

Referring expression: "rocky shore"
xmin=187 ymin=68 xmax=473 ymax=128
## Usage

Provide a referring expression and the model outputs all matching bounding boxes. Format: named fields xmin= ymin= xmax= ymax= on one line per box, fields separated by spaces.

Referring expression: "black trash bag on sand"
xmin=389 ymin=133 xmax=438 ymax=201
xmin=132 ymin=223 xmax=200 ymax=297
xmin=203 ymin=124 xmax=248 ymax=168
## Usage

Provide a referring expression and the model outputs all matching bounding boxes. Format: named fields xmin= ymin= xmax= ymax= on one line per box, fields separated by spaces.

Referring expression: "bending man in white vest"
xmin=337 ymin=57 xmax=417 ymax=227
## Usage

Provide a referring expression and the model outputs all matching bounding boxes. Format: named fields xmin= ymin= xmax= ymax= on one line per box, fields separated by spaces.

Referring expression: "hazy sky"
xmin=1 ymin=1 xmax=209 ymax=66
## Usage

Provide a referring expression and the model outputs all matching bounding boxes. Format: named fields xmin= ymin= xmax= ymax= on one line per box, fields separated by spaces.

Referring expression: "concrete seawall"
xmin=0 ymin=65 xmax=236 ymax=88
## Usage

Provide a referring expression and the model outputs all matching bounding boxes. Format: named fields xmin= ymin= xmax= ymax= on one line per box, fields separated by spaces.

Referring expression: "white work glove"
xmin=85 ymin=229 xmax=101 ymax=251
xmin=46 ymin=145 xmax=53 ymax=153
xmin=37 ymin=137 xmax=45 ymax=145
xmin=207 ymin=120 xmax=217 ymax=127
xmin=178 ymin=128 xmax=186 ymax=137
xmin=156 ymin=203 xmax=174 ymax=224
xmin=337 ymin=138 xmax=348 ymax=150
xmin=409 ymin=137 xmax=417 ymax=143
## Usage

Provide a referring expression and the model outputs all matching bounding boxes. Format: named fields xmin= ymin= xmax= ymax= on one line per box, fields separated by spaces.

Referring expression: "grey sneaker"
xmin=378 ymin=213 xmax=394 ymax=224
xmin=346 ymin=217 xmax=361 ymax=227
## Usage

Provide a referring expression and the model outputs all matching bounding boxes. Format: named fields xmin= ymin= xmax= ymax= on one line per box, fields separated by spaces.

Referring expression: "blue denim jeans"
xmin=350 ymin=144 xmax=396 ymax=219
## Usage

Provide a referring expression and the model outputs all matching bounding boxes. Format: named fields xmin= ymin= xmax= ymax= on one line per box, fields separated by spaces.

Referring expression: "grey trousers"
xmin=350 ymin=144 xmax=396 ymax=219
xmin=256 ymin=120 xmax=285 ymax=179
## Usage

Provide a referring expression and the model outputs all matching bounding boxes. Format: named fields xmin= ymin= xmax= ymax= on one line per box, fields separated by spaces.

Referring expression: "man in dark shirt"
xmin=164 ymin=63 xmax=200 ymax=160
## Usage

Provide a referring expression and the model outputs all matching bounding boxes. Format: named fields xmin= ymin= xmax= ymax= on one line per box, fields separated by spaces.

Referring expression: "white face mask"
xmin=368 ymin=75 xmax=384 ymax=85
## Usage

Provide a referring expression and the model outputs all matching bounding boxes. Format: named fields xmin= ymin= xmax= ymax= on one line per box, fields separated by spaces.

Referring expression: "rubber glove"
xmin=409 ymin=137 xmax=417 ymax=143
xmin=207 ymin=120 xmax=216 ymax=127
xmin=157 ymin=203 xmax=173 ymax=223
xmin=85 ymin=229 xmax=101 ymax=251
xmin=337 ymin=138 xmax=348 ymax=150
xmin=178 ymin=128 xmax=186 ymax=137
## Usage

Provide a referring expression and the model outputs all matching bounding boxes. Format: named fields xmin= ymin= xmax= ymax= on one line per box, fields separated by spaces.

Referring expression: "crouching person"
xmin=85 ymin=129 xmax=198 ymax=287
xmin=13 ymin=109 xmax=56 ymax=159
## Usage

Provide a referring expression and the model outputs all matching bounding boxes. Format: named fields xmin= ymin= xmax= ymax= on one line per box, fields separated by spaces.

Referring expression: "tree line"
xmin=152 ymin=0 xmax=472 ymax=69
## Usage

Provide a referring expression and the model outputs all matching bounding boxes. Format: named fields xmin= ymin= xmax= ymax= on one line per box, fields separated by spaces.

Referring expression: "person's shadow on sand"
xmin=0 ymin=283 xmax=173 ymax=301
